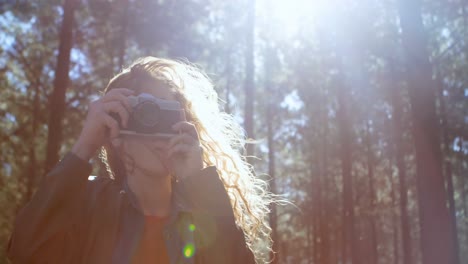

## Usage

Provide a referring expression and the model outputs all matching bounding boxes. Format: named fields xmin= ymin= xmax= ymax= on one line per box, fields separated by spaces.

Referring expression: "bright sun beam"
xmin=261 ymin=0 xmax=334 ymax=38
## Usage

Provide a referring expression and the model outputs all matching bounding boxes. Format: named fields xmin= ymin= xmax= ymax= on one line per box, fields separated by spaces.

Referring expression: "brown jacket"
xmin=8 ymin=153 xmax=255 ymax=264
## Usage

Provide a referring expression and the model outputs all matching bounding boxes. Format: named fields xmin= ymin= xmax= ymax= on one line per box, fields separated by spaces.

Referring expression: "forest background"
xmin=0 ymin=0 xmax=467 ymax=263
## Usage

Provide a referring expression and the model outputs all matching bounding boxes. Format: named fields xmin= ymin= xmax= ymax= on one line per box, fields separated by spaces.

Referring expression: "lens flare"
xmin=183 ymin=243 xmax=195 ymax=258
xmin=188 ymin=224 xmax=196 ymax=231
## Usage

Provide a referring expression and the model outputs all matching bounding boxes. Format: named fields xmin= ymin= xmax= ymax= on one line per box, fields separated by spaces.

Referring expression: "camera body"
xmin=117 ymin=93 xmax=185 ymax=139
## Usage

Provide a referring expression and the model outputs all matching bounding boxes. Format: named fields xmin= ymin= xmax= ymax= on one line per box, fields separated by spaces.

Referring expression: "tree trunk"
xmin=313 ymin=190 xmax=319 ymax=264
xmin=388 ymin=60 xmax=412 ymax=264
xmin=385 ymin=117 xmax=400 ymax=264
xmin=365 ymin=121 xmax=378 ymax=264
xmin=437 ymin=77 xmax=461 ymax=264
xmin=336 ymin=78 xmax=357 ymax=264
xmin=314 ymin=157 xmax=323 ymax=264
xmin=267 ymin=102 xmax=278 ymax=263
xmin=45 ymin=0 xmax=78 ymax=172
xmin=265 ymin=41 xmax=278 ymax=264
xmin=460 ymin=143 xmax=468 ymax=219
xmin=390 ymin=163 xmax=400 ymax=264
xmin=318 ymin=86 xmax=330 ymax=264
xmin=26 ymin=79 xmax=41 ymax=202
xmin=243 ymin=0 xmax=255 ymax=163
xmin=307 ymin=216 xmax=312 ymax=264
xmin=396 ymin=1 xmax=458 ymax=263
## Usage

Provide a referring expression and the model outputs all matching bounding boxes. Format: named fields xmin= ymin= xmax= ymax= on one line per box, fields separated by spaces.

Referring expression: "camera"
xmin=114 ymin=93 xmax=185 ymax=139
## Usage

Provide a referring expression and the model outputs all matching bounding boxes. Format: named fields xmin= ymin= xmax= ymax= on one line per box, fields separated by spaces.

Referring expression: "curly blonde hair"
xmin=100 ymin=56 xmax=272 ymax=263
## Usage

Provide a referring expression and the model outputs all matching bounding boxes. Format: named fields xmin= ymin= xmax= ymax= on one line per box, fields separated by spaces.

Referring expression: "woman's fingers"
xmin=97 ymin=88 xmax=135 ymax=128
xmin=168 ymin=122 xmax=202 ymax=158
xmin=102 ymin=114 xmax=120 ymax=138
xmin=101 ymin=92 xmax=132 ymax=112
xmin=71 ymin=88 xmax=134 ymax=161
xmin=168 ymin=134 xmax=199 ymax=157
xmin=172 ymin=121 xmax=199 ymax=140
xmin=168 ymin=143 xmax=192 ymax=157
xmin=166 ymin=122 xmax=203 ymax=179
xmin=102 ymin=101 xmax=130 ymax=128
xmin=168 ymin=133 xmax=197 ymax=150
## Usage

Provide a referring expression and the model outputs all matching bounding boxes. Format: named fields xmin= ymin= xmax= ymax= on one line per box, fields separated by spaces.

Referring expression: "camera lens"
xmin=134 ymin=101 xmax=160 ymax=127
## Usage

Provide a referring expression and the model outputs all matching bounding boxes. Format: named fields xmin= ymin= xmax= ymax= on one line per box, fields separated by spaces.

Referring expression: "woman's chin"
xmin=134 ymin=155 xmax=170 ymax=178
xmin=151 ymin=168 xmax=170 ymax=178
xmin=137 ymin=164 xmax=169 ymax=178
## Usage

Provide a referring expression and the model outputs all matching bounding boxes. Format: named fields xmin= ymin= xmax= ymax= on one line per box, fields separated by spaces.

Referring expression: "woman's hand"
xmin=71 ymin=88 xmax=134 ymax=161
xmin=167 ymin=121 xmax=203 ymax=180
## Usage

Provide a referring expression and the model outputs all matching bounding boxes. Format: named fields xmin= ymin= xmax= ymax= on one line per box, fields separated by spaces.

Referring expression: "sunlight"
xmin=261 ymin=0 xmax=333 ymax=38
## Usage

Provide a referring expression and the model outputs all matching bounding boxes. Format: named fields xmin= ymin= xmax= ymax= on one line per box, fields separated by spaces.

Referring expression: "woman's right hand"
xmin=71 ymin=88 xmax=134 ymax=161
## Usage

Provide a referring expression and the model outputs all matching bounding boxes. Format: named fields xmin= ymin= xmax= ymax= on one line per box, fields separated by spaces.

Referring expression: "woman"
xmin=8 ymin=57 xmax=272 ymax=263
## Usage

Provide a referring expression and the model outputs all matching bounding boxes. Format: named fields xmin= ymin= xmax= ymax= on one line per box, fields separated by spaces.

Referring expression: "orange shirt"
xmin=131 ymin=216 xmax=170 ymax=264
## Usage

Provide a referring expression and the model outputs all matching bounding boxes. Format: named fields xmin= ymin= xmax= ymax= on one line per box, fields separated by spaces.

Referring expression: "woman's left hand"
xmin=167 ymin=121 xmax=203 ymax=180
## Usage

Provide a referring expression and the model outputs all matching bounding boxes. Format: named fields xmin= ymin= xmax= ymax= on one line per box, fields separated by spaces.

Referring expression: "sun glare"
xmin=260 ymin=0 xmax=333 ymax=38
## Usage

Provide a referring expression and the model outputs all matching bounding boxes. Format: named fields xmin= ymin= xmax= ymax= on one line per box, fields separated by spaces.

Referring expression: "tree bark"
xmin=45 ymin=0 xmax=78 ymax=172
xmin=396 ymin=1 xmax=458 ymax=263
